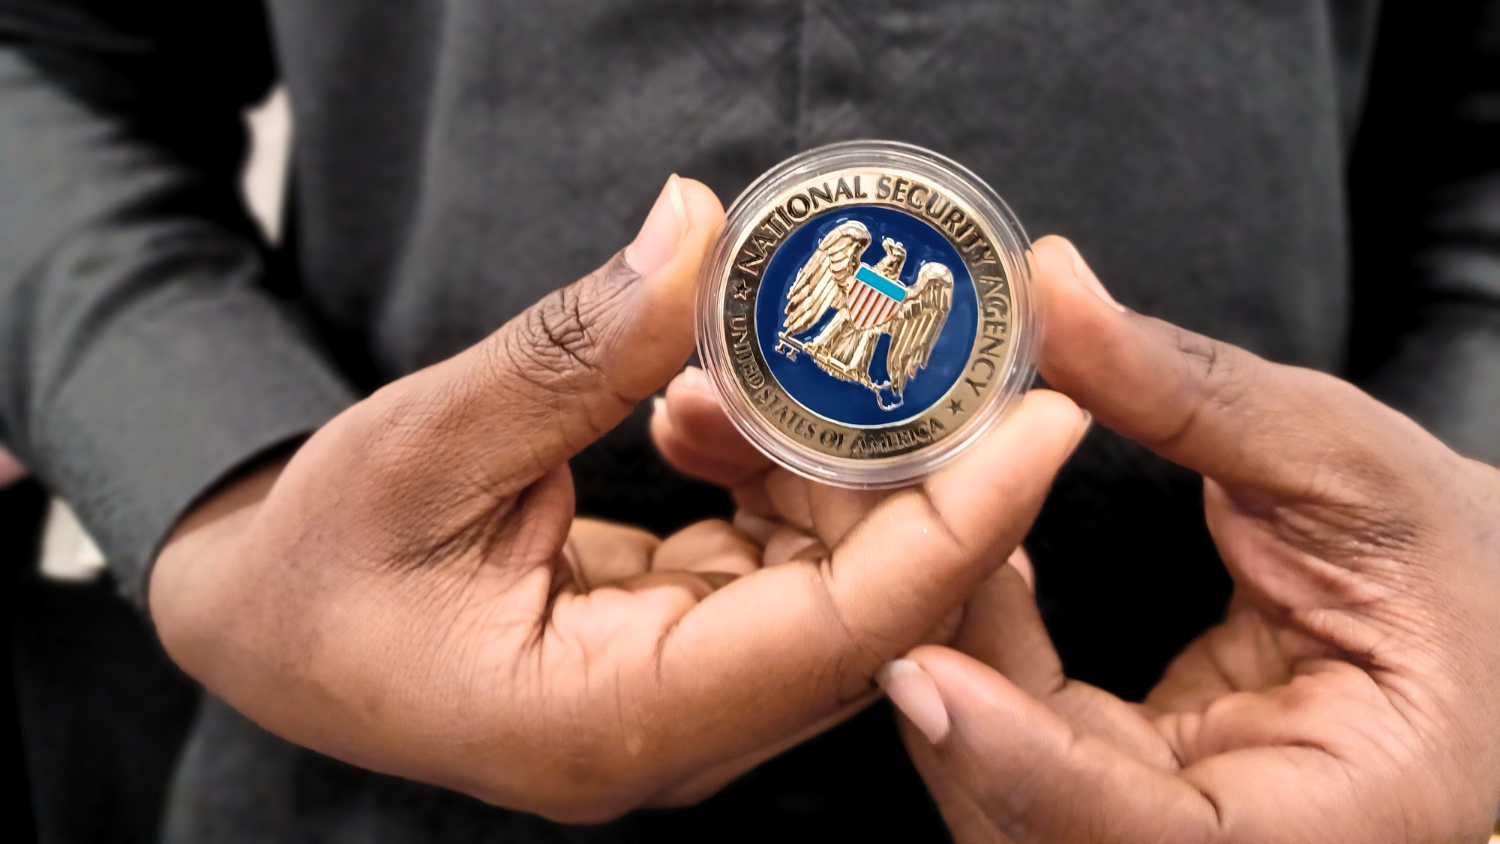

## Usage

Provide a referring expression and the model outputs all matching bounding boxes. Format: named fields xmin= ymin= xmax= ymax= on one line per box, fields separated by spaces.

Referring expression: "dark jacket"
xmin=1 ymin=1 xmax=1496 ymax=840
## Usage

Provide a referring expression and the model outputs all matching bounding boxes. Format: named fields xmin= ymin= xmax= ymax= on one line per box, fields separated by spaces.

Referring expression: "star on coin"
xmin=948 ymin=398 xmax=964 ymax=415
xmin=731 ymin=279 xmax=751 ymax=300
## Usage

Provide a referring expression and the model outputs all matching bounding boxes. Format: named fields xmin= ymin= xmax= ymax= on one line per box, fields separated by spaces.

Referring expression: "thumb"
xmin=364 ymin=176 xmax=725 ymax=494
xmin=892 ymin=647 xmax=1221 ymax=844
xmin=1030 ymin=235 xmax=1440 ymax=501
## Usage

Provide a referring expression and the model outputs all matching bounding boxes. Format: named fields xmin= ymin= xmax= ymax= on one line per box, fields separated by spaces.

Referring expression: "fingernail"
xmin=652 ymin=395 xmax=668 ymax=418
xmin=1064 ymin=241 xmax=1126 ymax=313
xmin=1066 ymin=410 xmax=1093 ymax=460
xmin=877 ymin=659 xmax=950 ymax=744
xmin=626 ymin=174 xmax=688 ymax=275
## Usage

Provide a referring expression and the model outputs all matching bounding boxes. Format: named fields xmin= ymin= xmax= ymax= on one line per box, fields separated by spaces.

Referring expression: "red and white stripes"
xmin=847 ymin=280 xmax=903 ymax=329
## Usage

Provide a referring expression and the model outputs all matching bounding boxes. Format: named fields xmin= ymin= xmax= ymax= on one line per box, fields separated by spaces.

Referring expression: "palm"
xmin=904 ymin=471 xmax=1497 ymax=844
xmin=454 ymin=388 xmax=1072 ymax=810
xmin=1144 ymin=489 xmax=1375 ymax=748
xmin=425 ymin=472 xmax=869 ymax=809
xmin=1148 ymin=604 xmax=1294 ymax=713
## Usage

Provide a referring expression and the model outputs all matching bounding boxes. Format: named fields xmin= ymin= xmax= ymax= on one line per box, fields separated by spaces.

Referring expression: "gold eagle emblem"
xmin=774 ymin=220 xmax=954 ymax=410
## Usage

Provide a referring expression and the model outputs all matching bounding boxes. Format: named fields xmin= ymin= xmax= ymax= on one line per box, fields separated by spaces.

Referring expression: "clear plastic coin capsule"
xmin=696 ymin=140 xmax=1039 ymax=488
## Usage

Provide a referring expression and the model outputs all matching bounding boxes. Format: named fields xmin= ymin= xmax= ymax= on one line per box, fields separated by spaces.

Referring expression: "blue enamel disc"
xmin=754 ymin=206 xmax=979 ymax=427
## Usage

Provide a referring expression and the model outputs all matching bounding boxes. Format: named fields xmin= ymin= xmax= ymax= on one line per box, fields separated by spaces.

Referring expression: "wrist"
xmin=149 ymin=456 xmax=288 ymax=675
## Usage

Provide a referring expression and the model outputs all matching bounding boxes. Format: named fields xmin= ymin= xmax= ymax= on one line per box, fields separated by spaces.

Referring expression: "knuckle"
xmin=500 ymin=264 xmax=632 ymax=399
xmin=794 ymin=558 xmax=895 ymax=699
xmin=1171 ymin=325 xmax=1253 ymax=412
xmin=1141 ymin=324 xmax=1259 ymax=454
xmin=528 ymin=285 xmax=599 ymax=374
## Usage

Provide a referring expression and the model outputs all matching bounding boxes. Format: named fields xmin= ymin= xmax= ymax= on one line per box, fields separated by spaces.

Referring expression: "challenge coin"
xmin=696 ymin=140 xmax=1039 ymax=487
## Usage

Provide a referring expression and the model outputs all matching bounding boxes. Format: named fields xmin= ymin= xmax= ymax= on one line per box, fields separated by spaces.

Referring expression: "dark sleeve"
xmin=0 ymin=1 xmax=357 ymax=605
xmin=1348 ymin=0 xmax=1500 ymax=465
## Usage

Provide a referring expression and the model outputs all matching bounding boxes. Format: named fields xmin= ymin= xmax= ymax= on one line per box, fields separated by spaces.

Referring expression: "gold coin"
xmin=697 ymin=141 xmax=1038 ymax=487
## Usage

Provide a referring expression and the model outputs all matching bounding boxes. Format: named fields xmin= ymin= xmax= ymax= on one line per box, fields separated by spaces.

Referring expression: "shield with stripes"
xmin=847 ymin=264 xmax=907 ymax=329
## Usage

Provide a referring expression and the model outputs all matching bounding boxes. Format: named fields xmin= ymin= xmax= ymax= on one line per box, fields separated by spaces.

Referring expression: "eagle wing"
xmin=782 ymin=220 xmax=870 ymax=337
xmin=884 ymin=262 xmax=954 ymax=394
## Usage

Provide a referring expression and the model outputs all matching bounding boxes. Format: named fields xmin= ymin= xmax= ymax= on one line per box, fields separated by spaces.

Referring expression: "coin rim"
xmin=696 ymin=140 xmax=1037 ymax=489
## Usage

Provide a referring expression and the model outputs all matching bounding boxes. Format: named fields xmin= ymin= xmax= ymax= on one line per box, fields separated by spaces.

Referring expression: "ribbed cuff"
xmin=31 ymin=282 xmax=357 ymax=608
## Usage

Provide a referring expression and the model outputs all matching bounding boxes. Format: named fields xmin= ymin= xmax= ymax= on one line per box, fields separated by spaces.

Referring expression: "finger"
xmin=1032 ymin=235 xmax=1436 ymax=498
xmin=762 ymin=524 xmax=824 ymax=568
xmin=565 ymin=518 xmax=658 ymax=590
xmin=897 ymin=717 xmax=1015 ymax=844
xmin=603 ymin=570 xmax=724 ymax=612
xmin=731 ymin=510 xmax=779 ymax=545
xmin=952 ymin=547 xmax=1178 ymax=770
xmin=731 ymin=475 xmax=781 ymax=520
xmin=651 ymin=519 xmax=761 ymax=577
xmin=902 ymin=646 xmax=1220 ymax=844
xmin=807 ymin=484 xmax=890 ymax=549
xmin=359 ymin=176 xmax=725 ymax=499
xmin=658 ymin=366 xmax=772 ymax=475
xmin=649 ymin=399 xmax=767 ymax=489
xmin=765 ymin=471 xmax=890 ymax=549
xmin=654 ymin=389 xmax=1088 ymax=767
xmin=952 ymin=549 xmax=1064 ymax=695
xmin=763 ymin=470 xmax=814 ymax=531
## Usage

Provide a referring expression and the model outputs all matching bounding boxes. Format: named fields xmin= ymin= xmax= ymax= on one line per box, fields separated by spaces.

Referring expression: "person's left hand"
xmin=885 ymin=238 xmax=1500 ymax=844
xmin=657 ymin=236 xmax=1500 ymax=843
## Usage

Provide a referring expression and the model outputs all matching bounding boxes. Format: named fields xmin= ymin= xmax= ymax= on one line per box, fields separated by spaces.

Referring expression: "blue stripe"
xmin=854 ymin=264 xmax=906 ymax=302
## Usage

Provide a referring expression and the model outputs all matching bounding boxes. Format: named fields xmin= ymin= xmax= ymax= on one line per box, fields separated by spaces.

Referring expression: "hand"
xmin=149 ymin=177 xmax=1089 ymax=823
xmin=649 ymin=363 xmax=1052 ymax=649
xmin=886 ymin=238 xmax=1500 ymax=843
xmin=648 ymin=365 xmax=916 ymax=580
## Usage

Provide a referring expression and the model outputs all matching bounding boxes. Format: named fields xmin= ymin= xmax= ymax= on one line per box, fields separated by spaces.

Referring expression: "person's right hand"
xmin=148 ymin=176 xmax=1088 ymax=823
